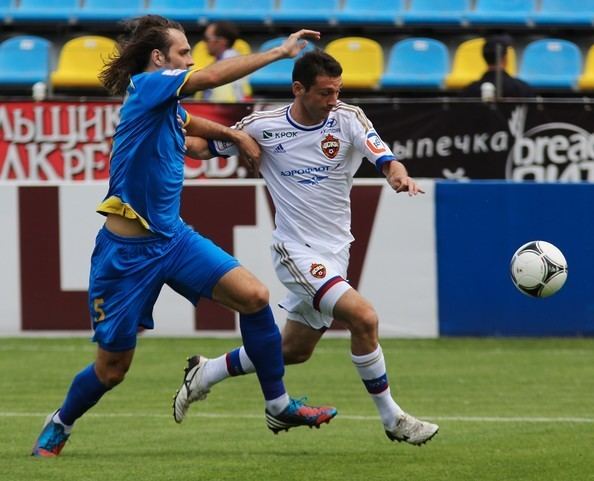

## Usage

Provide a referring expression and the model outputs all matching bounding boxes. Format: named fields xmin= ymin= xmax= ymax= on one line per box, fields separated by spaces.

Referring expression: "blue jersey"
xmin=98 ymin=68 xmax=194 ymax=237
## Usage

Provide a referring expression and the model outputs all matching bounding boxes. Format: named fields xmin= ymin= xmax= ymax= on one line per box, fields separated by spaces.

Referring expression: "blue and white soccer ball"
xmin=510 ymin=241 xmax=568 ymax=298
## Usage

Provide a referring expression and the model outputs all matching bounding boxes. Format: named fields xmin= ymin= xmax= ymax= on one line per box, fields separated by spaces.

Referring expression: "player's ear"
xmin=292 ymin=81 xmax=304 ymax=97
xmin=151 ymin=49 xmax=164 ymax=68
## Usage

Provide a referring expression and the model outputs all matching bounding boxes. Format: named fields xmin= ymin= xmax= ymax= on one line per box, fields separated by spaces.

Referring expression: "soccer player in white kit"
xmin=174 ymin=50 xmax=439 ymax=445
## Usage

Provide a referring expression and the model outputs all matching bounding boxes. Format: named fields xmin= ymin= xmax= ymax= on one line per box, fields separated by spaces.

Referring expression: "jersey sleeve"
xmin=206 ymin=119 xmax=251 ymax=157
xmin=136 ymin=69 xmax=195 ymax=109
xmin=348 ymin=106 xmax=396 ymax=173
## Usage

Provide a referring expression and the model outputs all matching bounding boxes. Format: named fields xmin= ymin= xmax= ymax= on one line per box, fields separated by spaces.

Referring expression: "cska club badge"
xmin=310 ymin=263 xmax=327 ymax=279
xmin=321 ymin=134 xmax=340 ymax=159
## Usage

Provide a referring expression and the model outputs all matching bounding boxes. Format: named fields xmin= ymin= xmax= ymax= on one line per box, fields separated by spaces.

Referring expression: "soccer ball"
xmin=510 ymin=241 xmax=568 ymax=298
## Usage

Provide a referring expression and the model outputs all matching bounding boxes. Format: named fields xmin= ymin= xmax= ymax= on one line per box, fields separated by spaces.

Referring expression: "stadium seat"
xmin=270 ymin=0 xmax=339 ymax=24
xmin=381 ymin=38 xmax=448 ymax=89
xmin=0 ymin=0 xmax=10 ymax=17
xmin=207 ymin=0 xmax=274 ymax=23
xmin=250 ymin=37 xmax=314 ymax=89
xmin=519 ymin=39 xmax=582 ymax=89
xmin=465 ymin=0 xmax=534 ymax=26
xmin=445 ymin=37 xmax=517 ymax=89
xmin=145 ymin=0 xmax=208 ymax=23
xmin=51 ymin=36 xmax=117 ymax=89
xmin=325 ymin=37 xmax=383 ymax=89
xmin=76 ymin=0 xmax=144 ymax=23
xmin=402 ymin=0 xmax=469 ymax=25
xmin=7 ymin=0 xmax=79 ymax=24
xmin=335 ymin=0 xmax=403 ymax=25
xmin=191 ymin=38 xmax=252 ymax=71
xmin=578 ymin=45 xmax=594 ymax=90
xmin=0 ymin=35 xmax=50 ymax=87
xmin=533 ymin=0 xmax=594 ymax=26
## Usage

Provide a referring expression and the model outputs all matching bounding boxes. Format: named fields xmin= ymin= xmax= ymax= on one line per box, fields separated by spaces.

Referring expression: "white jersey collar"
xmin=286 ymin=104 xmax=328 ymax=131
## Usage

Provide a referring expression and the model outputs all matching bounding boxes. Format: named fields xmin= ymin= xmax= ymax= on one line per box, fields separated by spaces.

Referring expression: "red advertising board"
xmin=0 ymin=100 xmax=253 ymax=181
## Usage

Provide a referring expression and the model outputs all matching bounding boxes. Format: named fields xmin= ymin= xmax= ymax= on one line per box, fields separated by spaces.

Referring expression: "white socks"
xmin=265 ymin=393 xmax=290 ymax=415
xmin=351 ymin=345 xmax=403 ymax=430
xmin=202 ymin=347 xmax=255 ymax=388
xmin=53 ymin=411 xmax=73 ymax=434
xmin=200 ymin=348 xmax=290 ymax=414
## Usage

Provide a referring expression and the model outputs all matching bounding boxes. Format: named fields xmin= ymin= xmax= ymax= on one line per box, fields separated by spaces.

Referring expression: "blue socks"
xmin=58 ymin=364 xmax=110 ymax=426
xmin=239 ymin=306 xmax=286 ymax=401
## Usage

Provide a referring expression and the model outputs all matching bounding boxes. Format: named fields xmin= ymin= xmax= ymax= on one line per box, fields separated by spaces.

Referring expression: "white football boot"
xmin=385 ymin=413 xmax=439 ymax=446
xmin=172 ymin=355 xmax=210 ymax=424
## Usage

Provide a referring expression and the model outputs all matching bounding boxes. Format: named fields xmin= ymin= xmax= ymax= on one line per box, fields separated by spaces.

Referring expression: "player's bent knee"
xmin=98 ymin=368 xmax=127 ymax=388
xmin=239 ymin=283 xmax=270 ymax=313
xmin=95 ymin=360 xmax=131 ymax=388
xmin=349 ymin=306 xmax=378 ymax=337
xmin=283 ymin=346 xmax=313 ymax=365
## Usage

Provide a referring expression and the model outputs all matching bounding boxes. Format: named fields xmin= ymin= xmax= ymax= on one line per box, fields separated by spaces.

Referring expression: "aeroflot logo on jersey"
xmin=281 ymin=166 xmax=331 ymax=176
xmin=263 ymin=130 xmax=298 ymax=139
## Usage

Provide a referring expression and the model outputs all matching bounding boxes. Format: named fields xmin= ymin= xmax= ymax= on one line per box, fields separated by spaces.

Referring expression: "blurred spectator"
xmin=201 ymin=21 xmax=251 ymax=102
xmin=461 ymin=35 xmax=535 ymax=99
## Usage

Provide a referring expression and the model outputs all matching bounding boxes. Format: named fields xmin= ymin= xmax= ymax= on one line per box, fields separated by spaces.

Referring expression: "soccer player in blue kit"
xmin=32 ymin=15 xmax=336 ymax=458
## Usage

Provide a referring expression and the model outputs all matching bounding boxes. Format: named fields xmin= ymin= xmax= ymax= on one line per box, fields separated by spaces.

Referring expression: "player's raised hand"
xmin=279 ymin=30 xmax=321 ymax=58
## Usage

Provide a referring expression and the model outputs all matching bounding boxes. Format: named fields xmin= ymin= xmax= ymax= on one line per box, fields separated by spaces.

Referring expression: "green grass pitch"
xmin=1 ymin=337 xmax=593 ymax=481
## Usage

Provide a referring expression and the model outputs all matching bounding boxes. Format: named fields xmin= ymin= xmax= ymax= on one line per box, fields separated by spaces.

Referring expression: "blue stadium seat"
xmin=402 ymin=0 xmax=469 ymax=25
xmin=335 ymin=0 xmax=403 ymax=25
xmin=207 ymin=0 xmax=274 ymax=23
xmin=381 ymin=38 xmax=448 ymax=89
xmin=519 ymin=39 xmax=582 ymax=89
xmin=533 ymin=0 xmax=594 ymax=26
xmin=270 ymin=0 xmax=339 ymax=24
xmin=7 ymin=0 xmax=78 ymax=23
xmin=76 ymin=0 xmax=144 ymax=23
xmin=145 ymin=0 xmax=208 ymax=23
xmin=0 ymin=0 xmax=10 ymax=17
xmin=465 ymin=0 xmax=534 ymax=26
xmin=250 ymin=37 xmax=314 ymax=89
xmin=0 ymin=35 xmax=50 ymax=87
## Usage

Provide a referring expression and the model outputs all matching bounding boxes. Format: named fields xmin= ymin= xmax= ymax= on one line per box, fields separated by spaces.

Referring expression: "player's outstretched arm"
xmin=185 ymin=116 xmax=260 ymax=161
xmin=184 ymin=136 xmax=211 ymax=159
xmin=382 ymin=160 xmax=425 ymax=196
xmin=180 ymin=29 xmax=320 ymax=94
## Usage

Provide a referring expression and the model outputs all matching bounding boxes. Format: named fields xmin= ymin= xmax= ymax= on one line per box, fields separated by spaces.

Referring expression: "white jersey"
xmin=218 ymin=101 xmax=396 ymax=252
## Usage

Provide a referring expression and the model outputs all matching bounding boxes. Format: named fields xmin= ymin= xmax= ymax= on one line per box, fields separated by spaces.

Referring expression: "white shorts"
xmin=271 ymin=241 xmax=352 ymax=330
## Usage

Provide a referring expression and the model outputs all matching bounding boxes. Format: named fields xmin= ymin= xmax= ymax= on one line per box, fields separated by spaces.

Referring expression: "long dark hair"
xmin=100 ymin=15 xmax=184 ymax=95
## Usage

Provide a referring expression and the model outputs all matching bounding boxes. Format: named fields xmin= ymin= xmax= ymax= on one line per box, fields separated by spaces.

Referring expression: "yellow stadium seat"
xmin=325 ymin=37 xmax=383 ymax=89
xmin=51 ymin=36 xmax=117 ymax=89
xmin=191 ymin=38 xmax=252 ymax=70
xmin=578 ymin=45 xmax=594 ymax=90
xmin=445 ymin=37 xmax=517 ymax=89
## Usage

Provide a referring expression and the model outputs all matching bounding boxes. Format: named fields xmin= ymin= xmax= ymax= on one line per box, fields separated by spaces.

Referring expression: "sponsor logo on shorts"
xmin=310 ymin=263 xmax=327 ymax=279
xmin=321 ymin=134 xmax=340 ymax=159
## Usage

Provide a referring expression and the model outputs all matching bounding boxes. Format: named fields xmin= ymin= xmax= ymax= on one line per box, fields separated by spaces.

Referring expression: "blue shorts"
xmin=88 ymin=222 xmax=239 ymax=352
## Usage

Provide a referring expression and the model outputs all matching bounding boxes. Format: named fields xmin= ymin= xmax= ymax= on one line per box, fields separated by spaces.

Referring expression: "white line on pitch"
xmin=1 ymin=412 xmax=592 ymax=424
